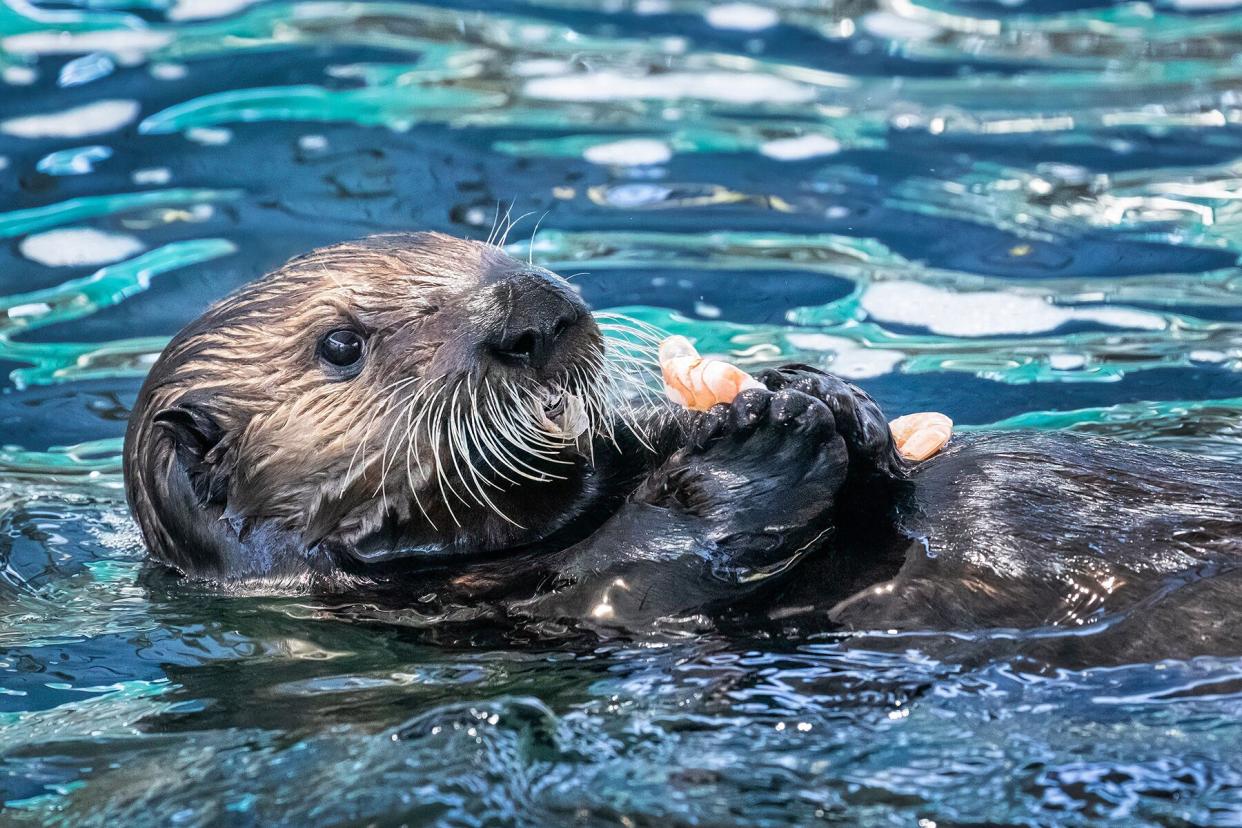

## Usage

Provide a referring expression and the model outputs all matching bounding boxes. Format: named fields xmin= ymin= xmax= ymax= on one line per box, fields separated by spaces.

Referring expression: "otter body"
xmin=124 ymin=233 xmax=1242 ymax=656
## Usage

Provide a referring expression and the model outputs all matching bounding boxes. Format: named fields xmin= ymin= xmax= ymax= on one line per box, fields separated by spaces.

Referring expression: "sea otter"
xmin=124 ymin=232 xmax=1242 ymax=653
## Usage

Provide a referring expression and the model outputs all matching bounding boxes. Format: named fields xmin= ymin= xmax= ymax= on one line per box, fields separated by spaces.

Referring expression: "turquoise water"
xmin=1 ymin=0 xmax=1241 ymax=823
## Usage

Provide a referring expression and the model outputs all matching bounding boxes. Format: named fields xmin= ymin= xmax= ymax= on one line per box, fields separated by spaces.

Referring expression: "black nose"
xmin=487 ymin=273 xmax=582 ymax=369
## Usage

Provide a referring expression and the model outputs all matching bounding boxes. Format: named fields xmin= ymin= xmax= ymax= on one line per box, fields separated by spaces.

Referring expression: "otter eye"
xmin=319 ymin=329 xmax=365 ymax=372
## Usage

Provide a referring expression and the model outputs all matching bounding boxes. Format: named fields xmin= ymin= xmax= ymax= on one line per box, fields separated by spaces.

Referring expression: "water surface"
xmin=1 ymin=0 xmax=1241 ymax=823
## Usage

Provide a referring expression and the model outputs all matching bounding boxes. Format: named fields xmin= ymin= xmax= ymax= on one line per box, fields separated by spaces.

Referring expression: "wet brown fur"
xmin=124 ymin=233 xmax=617 ymax=583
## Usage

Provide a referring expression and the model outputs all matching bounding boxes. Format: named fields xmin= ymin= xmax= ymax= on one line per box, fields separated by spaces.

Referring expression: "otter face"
xmin=123 ymin=232 xmax=658 ymax=578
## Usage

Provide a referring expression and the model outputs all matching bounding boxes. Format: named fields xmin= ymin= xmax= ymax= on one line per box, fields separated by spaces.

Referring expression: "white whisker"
xmin=350 ymin=310 xmax=671 ymax=529
xmin=427 ymin=395 xmax=463 ymax=528
xmin=499 ymin=210 xmax=536 ymax=249
xmin=345 ymin=375 xmax=419 ymax=487
xmin=528 ymin=210 xmax=549 ymax=266
xmin=486 ymin=200 xmax=503 ymax=247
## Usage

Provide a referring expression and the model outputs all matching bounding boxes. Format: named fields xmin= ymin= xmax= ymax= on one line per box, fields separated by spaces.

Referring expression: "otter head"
xmin=123 ymin=232 xmax=656 ymax=581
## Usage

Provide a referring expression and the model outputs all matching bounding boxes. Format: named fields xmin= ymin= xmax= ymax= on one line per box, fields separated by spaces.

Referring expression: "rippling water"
xmin=1 ymin=0 xmax=1241 ymax=823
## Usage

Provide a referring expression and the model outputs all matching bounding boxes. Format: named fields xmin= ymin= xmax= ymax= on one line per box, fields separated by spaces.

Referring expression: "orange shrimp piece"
xmin=888 ymin=412 xmax=953 ymax=462
xmin=659 ymin=336 xmax=952 ymax=461
xmin=658 ymin=335 xmax=763 ymax=411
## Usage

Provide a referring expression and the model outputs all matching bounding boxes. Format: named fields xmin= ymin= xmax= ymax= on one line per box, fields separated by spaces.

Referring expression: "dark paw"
xmin=755 ymin=365 xmax=904 ymax=478
xmin=659 ymin=387 xmax=850 ymax=514
xmin=687 ymin=387 xmax=835 ymax=452
xmin=685 ymin=388 xmax=767 ymax=449
xmin=632 ymin=387 xmax=851 ymax=586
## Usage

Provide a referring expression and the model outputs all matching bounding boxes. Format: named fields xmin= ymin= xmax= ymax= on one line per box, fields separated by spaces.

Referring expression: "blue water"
xmin=2 ymin=0 xmax=1242 ymax=823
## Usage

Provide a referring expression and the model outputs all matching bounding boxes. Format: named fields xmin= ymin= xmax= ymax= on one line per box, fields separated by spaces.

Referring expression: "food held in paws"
xmin=887 ymin=411 xmax=953 ymax=462
xmin=658 ymin=336 xmax=952 ymax=461
xmin=658 ymin=335 xmax=765 ymax=412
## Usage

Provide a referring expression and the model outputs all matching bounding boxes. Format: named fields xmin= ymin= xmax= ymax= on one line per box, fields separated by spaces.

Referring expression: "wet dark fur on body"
xmin=124 ymin=233 xmax=1242 ymax=658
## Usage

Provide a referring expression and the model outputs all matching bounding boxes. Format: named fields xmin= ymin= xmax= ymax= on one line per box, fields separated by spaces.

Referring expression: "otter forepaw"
xmin=755 ymin=364 xmax=904 ymax=478
xmin=687 ymin=388 xmax=835 ymax=451
xmin=644 ymin=388 xmax=848 ymax=521
xmin=686 ymin=388 xmax=765 ymax=449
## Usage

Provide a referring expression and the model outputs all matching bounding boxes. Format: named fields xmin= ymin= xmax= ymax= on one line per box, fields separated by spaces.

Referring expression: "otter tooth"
xmin=540 ymin=392 xmax=588 ymax=439
xmin=558 ymin=392 xmax=588 ymax=438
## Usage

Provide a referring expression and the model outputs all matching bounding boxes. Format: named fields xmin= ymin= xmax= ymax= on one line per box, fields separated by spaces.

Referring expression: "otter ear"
xmin=153 ymin=403 xmax=230 ymax=507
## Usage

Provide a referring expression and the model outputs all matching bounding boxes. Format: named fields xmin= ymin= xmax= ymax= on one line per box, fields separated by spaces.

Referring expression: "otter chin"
xmin=125 ymin=232 xmax=1241 ymax=658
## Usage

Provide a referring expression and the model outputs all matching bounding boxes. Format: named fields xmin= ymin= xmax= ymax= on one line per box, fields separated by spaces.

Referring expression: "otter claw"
xmin=659 ymin=337 xmax=953 ymax=461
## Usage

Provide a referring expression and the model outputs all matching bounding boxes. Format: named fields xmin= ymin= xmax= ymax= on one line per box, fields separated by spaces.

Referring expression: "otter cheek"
xmin=422 ymin=328 xmax=477 ymax=382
